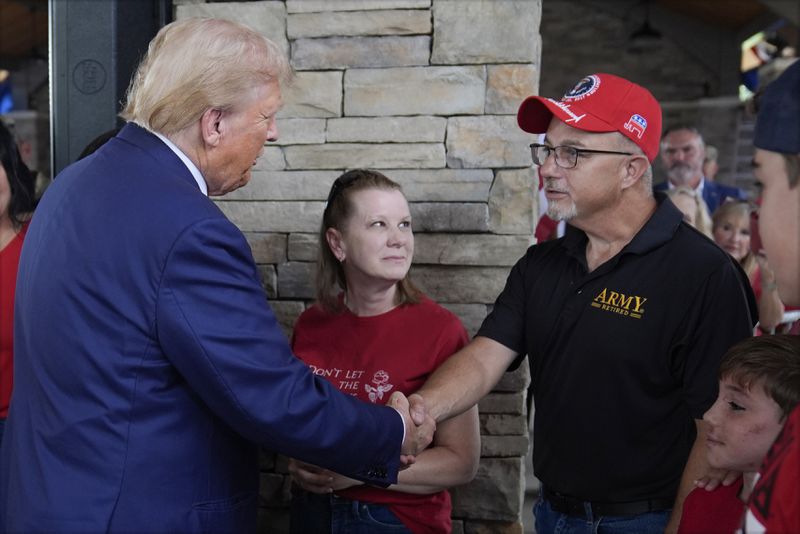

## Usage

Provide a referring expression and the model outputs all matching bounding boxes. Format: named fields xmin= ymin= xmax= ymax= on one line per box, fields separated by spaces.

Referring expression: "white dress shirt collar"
xmin=667 ymin=176 xmax=705 ymax=197
xmin=152 ymin=131 xmax=208 ymax=196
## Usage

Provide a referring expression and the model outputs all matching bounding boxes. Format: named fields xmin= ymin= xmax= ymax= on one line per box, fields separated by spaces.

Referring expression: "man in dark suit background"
xmin=655 ymin=125 xmax=747 ymax=213
xmin=0 ymin=18 xmax=432 ymax=533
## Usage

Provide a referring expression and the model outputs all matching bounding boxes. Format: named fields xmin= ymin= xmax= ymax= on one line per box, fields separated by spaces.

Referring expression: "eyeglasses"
xmin=530 ymin=143 xmax=634 ymax=169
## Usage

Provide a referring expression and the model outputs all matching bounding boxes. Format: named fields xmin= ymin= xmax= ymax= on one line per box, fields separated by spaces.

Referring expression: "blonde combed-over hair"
xmin=121 ymin=18 xmax=292 ymax=135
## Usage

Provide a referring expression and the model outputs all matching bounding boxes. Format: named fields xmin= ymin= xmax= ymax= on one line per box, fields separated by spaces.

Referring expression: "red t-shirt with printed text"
xmin=292 ymin=295 xmax=469 ymax=534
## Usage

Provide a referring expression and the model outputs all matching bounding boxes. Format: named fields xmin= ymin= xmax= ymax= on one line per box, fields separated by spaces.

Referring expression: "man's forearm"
xmin=666 ymin=419 xmax=711 ymax=534
xmin=415 ymin=336 xmax=517 ymax=423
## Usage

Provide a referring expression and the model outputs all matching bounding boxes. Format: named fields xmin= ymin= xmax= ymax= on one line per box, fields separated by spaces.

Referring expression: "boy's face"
xmin=703 ymin=377 xmax=784 ymax=472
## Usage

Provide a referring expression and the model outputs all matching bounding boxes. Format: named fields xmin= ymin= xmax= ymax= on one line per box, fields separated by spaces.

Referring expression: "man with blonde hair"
xmin=0 ymin=18 xmax=431 ymax=533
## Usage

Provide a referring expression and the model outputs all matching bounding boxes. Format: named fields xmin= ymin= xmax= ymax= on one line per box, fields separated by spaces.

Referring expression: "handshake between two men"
xmin=288 ymin=391 xmax=439 ymax=495
xmin=390 ymin=391 xmax=437 ymax=464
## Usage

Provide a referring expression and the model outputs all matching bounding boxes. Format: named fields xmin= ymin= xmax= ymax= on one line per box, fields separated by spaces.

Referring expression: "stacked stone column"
xmin=175 ymin=1 xmax=541 ymax=532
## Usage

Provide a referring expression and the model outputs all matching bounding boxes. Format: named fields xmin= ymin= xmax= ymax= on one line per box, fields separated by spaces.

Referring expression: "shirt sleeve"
xmin=676 ymin=258 xmax=755 ymax=418
xmin=477 ymin=252 xmax=530 ymax=370
xmin=430 ymin=309 xmax=470 ymax=369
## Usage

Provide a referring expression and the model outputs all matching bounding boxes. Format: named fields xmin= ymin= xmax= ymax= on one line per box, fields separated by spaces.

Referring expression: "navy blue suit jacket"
xmin=654 ymin=179 xmax=747 ymax=214
xmin=0 ymin=124 xmax=403 ymax=533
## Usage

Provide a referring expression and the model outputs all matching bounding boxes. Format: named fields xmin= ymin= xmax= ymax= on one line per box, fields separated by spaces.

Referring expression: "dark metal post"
xmin=49 ymin=0 xmax=171 ymax=175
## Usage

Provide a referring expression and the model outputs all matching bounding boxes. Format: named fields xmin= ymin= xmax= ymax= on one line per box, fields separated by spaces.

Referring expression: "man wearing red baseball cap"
xmin=408 ymin=73 xmax=755 ymax=534
xmin=518 ymin=73 xmax=663 ymax=162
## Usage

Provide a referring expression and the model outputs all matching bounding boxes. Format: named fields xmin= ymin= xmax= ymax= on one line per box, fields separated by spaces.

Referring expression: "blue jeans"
xmin=290 ymin=490 xmax=411 ymax=534
xmin=534 ymin=495 xmax=670 ymax=534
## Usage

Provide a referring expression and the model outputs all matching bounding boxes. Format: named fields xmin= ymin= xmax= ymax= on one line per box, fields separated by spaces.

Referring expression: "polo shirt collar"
xmin=561 ymin=192 xmax=683 ymax=268
xmin=624 ymin=193 xmax=683 ymax=255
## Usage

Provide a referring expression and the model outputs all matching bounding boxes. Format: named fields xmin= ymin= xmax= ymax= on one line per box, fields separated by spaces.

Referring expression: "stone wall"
xmin=174 ymin=1 xmax=541 ymax=532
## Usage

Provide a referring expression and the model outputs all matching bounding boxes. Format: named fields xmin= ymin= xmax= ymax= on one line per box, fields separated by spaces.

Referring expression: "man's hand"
xmin=408 ymin=393 xmax=427 ymax=426
xmin=388 ymin=391 xmax=436 ymax=462
xmin=288 ymin=459 xmax=361 ymax=493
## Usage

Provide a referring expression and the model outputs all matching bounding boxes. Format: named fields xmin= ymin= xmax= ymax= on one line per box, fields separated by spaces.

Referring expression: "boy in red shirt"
xmin=678 ymin=335 xmax=800 ymax=534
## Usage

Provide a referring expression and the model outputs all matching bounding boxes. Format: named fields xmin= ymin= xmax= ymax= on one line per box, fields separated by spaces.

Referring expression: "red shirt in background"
xmin=1 ymin=222 xmax=29 ymax=418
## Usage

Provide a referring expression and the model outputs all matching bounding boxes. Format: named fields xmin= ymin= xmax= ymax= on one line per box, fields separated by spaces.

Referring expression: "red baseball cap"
xmin=517 ymin=73 xmax=663 ymax=162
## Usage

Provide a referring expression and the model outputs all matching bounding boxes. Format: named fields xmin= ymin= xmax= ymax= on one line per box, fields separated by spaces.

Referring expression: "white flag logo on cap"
xmin=547 ymin=99 xmax=586 ymax=124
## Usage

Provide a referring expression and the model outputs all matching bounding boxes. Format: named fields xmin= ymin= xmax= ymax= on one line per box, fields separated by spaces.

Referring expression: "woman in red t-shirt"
xmin=288 ymin=169 xmax=480 ymax=534
xmin=0 ymin=119 xmax=37 ymax=446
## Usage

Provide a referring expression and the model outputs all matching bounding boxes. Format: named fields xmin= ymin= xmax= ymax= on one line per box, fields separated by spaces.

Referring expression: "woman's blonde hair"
xmin=666 ymin=186 xmax=713 ymax=238
xmin=316 ymin=169 xmax=420 ymax=313
xmin=712 ymin=200 xmax=757 ymax=276
xmin=121 ymin=18 xmax=292 ymax=135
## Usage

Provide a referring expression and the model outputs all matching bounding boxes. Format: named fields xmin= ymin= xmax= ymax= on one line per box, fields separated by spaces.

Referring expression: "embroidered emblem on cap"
xmin=563 ymin=75 xmax=601 ymax=101
xmin=546 ymin=98 xmax=586 ymax=124
xmin=623 ymin=114 xmax=648 ymax=139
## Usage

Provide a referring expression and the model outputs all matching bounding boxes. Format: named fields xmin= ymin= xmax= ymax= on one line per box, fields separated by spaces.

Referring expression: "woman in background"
xmin=0 ymin=119 xmax=36 ymax=445
xmin=289 ymin=169 xmax=480 ymax=534
xmin=712 ymin=200 xmax=784 ymax=333
xmin=666 ymin=186 xmax=713 ymax=238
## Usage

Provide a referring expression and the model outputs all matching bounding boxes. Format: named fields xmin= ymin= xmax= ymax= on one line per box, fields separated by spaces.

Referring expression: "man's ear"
xmin=622 ymin=156 xmax=650 ymax=189
xmin=199 ymin=108 xmax=224 ymax=148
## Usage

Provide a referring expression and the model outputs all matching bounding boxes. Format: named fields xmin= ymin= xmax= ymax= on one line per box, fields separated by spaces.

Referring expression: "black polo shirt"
xmin=478 ymin=194 xmax=755 ymax=503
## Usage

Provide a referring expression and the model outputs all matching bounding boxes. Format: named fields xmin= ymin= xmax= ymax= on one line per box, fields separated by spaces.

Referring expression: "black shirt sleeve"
xmin=477 ymin=252 xmax=530 ymax=371
xmin=675 ymin=257 xmax=756 ymax=419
